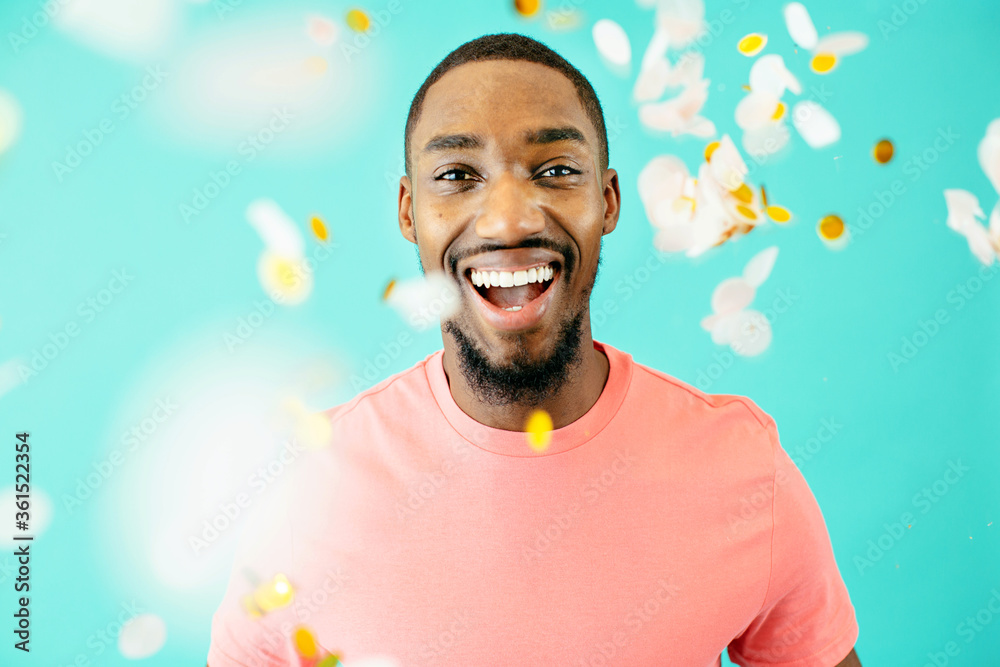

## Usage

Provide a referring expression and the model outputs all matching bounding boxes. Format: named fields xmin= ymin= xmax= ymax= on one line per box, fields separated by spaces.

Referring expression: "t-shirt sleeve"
xmin=727 ymin=416 xmax=859 ymax=667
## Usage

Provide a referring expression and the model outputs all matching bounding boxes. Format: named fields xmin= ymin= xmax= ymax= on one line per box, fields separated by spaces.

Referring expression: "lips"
xmin=462 ymin=264 xmax=562 ymax=332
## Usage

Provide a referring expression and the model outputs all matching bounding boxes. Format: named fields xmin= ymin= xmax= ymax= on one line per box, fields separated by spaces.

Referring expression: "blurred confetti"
xmin=281 ymin=397 xmax=334 ymax=449
xmin=525 ymin=409 xmax=553 ymax=453
xmin=118 ymin=613 xmax=168 ymax=659
xmin=942 ymin=119 xmax=1000 ymax=264
xmin=243 ymin=573 xmax=295 ymax=617
xmin=311 ymin=216 xmax=331 ymax=243
xmin=247 ymin=199 xmax=314 ymax=305
xmin=700 ymin=246 xmax=779 ymax=356
xmin=592 ymin=18 xmax=632 ymax=69
xmin=545 ymin=9 xmax=582 ymax=31
xmin=782 ymin=3 xmax=869 ymax=74
xmin=792 ymin=100 xmax=841 ymax=149
xmin=345 ymin=8 xmax=371 ymax=32
xmin=307 ymin=14 xmax=340 ymax=47
xmin=52 ymin=0 xmax=178 ymax=60
xmin=514 ymin=0 xmax=542 ymax=18
xmin=736 ymin=54 xmax=799 ymax=155
xmin=383 ymin=271 xmax=461 ymax=331
xmin=0 ymin=90 xmax=23 ymax=156
xmin=873 ymin=138 xmax=895 ymax=164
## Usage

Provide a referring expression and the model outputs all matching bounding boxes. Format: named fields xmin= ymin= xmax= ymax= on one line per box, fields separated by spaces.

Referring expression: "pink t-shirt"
xmin=208 ymin=339 xmax=858 ymax=666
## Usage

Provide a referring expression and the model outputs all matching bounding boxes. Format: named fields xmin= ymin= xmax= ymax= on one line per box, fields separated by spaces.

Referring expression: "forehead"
xmin=413 ymin=59 xmax=597 ymax=160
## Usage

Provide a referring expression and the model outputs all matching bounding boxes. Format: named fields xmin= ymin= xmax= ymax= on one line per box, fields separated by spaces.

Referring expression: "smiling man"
xmin=208 ymin=33 xmax=861 ymax=666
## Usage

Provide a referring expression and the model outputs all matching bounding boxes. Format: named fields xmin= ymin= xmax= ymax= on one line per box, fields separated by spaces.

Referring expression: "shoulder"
xmin=321 ymin=351 xmax=438 ymax=429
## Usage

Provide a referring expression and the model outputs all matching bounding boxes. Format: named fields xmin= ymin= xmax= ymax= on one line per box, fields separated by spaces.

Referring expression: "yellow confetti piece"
xmin=759 ymin=184 xmax=768 ymax=207
xmin=303 ymin=56 xmax=328 ymax=76
xmin=740 ymin=84 xmax=752 ymax=92
xmin=241 ymin=594 xmax=262 ymax=619
xmin=730 ymin=183 xmax=754 ymax=204
xmin=817 ymin=214 xmax=845 ymax=240
xmin=525 ymin=409 xmax=553 ymax=452
xmin=311 ymin=215 xmax=329 ymax=242
xmin=317 ymin=656 xmax=342 ymax=667
xmin=810 ymin=53 xmax=837 ymax=74
xmin=735 ymin=204 xmax=759 ymax=221
xmin=737 ymin=33 xmax=767 ymax=56
xmin=253 ymin=574 xmax=294 ymax=613
xmin=771 ymin=101 xmax=787 ymax=121
xmin=293 ymin=627 xmax=319 ymax=658
xmin=766 ymin=205 xmax=792 ymax=223
xmin=873 ymin=138 xmax=894 ymax=164
xmin=345 ymin=8 xmax=370 ymax=32
xmin=704 ymin=141 xmax=720 ymax=162
xmin=382 ymin=278 xmax=396 ymax=301
xmin=514 ymin=0 xmax=541 ymax=17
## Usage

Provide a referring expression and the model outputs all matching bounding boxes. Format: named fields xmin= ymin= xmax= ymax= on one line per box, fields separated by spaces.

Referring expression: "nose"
xmin=474 ymin=171 xmax=545 ymax=244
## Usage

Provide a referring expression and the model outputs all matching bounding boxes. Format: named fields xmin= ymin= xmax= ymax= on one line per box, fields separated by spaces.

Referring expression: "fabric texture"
xmin=207 ymin=339 xmax=858 ymax=667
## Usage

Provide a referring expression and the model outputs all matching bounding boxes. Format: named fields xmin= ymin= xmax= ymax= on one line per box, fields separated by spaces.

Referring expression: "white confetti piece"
xmin=593 ymin=19 xmax=631 ymax=68
xmin=118 ymin=614 xmax=167 ymax=659
xmin=792 ymin=100 xmax=841 ymax=148
xmin=783 ymin=2 xmax=818 ymax=50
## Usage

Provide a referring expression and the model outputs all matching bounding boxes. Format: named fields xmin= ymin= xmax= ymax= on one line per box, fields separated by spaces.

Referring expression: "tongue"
xmin=484 ymin=282 xmax=546 ymax=308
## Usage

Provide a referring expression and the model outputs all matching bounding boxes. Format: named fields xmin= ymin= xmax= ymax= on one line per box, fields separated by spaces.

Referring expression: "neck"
xmin=440 ymin=328 xmax=610 ymax=432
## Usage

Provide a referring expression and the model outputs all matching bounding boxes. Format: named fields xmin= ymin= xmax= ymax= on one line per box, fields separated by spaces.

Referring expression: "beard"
xmin=442 ymin=308 xmax=586 ymax=408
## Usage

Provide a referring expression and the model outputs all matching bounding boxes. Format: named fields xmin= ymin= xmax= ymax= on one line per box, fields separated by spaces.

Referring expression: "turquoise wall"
xmin=1 ymin=0 xmax=998 ymax=664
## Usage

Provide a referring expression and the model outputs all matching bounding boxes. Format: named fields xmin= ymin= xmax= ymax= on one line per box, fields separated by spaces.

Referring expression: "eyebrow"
xmin=422 ymin=126 xmax=588 ymax=155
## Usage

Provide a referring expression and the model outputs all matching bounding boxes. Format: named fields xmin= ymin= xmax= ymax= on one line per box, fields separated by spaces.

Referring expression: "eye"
xmin=436 ymin=169 xmax=474 ymax=181
xmin=537 ymin=165 xmax=580 ymax=178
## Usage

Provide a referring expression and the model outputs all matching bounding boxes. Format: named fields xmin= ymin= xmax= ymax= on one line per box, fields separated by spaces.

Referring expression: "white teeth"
xmin=470 ymin=262 xmax=556 ymax=288
xmin=503 ymin=305 xmax=523 ymax=311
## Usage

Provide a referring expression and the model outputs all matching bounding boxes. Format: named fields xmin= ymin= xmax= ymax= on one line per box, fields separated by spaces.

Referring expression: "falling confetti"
xmin=525 ymin=409 xmax=553 ymax=452
xmin=783 ymin=2 xmax=818 ymax=49
xmin=700 ymin=246 xmax=779 ymax=356
xmin=782 ymin=3 xmax=868 ymax=74
xmin=817 ymin=214 xmax=850 ymax=250
xmin=311 ymin=215 xmax=330 ymax=242
xmin=737 ymin=33 xmax=767 ymax=56
xmin=383 ymin=271 xmax=461 ymax=331
xmin=294 ymin=626 xmax=320 ymax=659
xmin=247 ymin=199 xmax=306 ymax=259
xmin=118 ymin=614 xmax=167 ymax=659
xmin=873 ymin=138 xmax=895 ymax=164
xmin=282 ymin=397 xmax=334 ymax=449
xmin=943 ymin=190 xmax=998 ymax=265
xmin=307 ymin=14 xmax=339 ymax=47
xmin=978 ymin=118 xmax=1000 ymax=194
xmin=243 ymin=573 xmax=295 ymax=616
xmin=592 ymin=18 xmax=631 ymax=68
xmin=382 ymin=278 xmax=397 ymax=301
xmin=545 ymin=9 xmax=582 ymax=31
xmin=792 ymin=100 xmax=841 ymax=149
xmin=704 ymin=141 xmax=720 ymax=161
xmin=345 ymin=8 xmax=371 ymax=32
xmin=258 ymin=251 xmax=314 ymax=305
xmin=303 ymin=56 xmax=328 ymax=76
xmin=514 ymin=0 xmax=542 ymax=17
xmin=0 ymin=90 xmax=23 ymax=156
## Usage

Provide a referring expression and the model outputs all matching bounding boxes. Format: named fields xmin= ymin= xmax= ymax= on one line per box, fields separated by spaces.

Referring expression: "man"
xmin=208 ymin=33 xmax=862 ymax=666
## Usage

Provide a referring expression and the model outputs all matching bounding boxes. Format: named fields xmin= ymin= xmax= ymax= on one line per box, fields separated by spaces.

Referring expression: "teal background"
xmin=1 ymin=0 xmax=999 ymax=664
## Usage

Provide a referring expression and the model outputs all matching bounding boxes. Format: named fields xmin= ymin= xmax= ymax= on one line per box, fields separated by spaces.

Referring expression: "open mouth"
xmin=461 ymin=261 xmax=562 ymax=332
xmin=465 ymin=261 xmax=559 ymax=311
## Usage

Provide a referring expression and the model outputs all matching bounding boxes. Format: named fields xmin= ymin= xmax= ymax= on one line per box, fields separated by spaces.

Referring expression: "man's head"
xmin=397 ymin=33 xmax=620 ymax=408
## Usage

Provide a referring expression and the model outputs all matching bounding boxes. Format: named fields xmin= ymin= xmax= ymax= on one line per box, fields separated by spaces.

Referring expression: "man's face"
xmin=399 ymin=59 xmax=620 ymax=406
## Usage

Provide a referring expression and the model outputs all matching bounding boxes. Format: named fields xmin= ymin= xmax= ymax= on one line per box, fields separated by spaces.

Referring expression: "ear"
xmin=398 ymin=175 xmax=417 ymax=244
xmin=601 ymin=168 xmax=621 ymax=236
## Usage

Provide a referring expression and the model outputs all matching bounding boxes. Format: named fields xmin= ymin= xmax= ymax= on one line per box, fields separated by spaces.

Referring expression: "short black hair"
xmin=404 ymin=33 xmax=609 ymax=178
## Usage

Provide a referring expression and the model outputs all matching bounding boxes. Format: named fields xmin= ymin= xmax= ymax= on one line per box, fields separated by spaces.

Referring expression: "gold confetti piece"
xmin=740 ymin=84 xmax=752 ymax=92
xmin=317 ymin=656 xmax=342 ymax=667
xmin=735 ymin=204 xmax=759 ymax=221
xmin=525 ymin=409 xmax=553 ymax=452
xmin=704 ymin=141 xmax=720 ymax=162
xmin=817 ymin=214 xmax=845 ymax=240
xmin=759 ymin=184 xmax=768 ymax=207
xmin=766 ymin=205 xmax=792 ymax=223
xmin=873 ymin=138 xmax=894 ymax=164
xmin=731 ymin=183 xmax=754 ymax=203
xmin=254 ymin=573 xmax=294 ymax=612
xmin=382 ymin=278 xmax=397 ymax=301
xmin=303 ymin=56 xmax=328 ymax=76
xmin=514 ymin=0 xmax=541 ymax=17
xmin=737 ymin=33 xmax=767 ymax=56
xmin=294 ymin=627 xmax=319 ymax=658
xmin=771 ymin=101 xmax=787 ymax=121
xmin=546 ymin=9 xmax=582 ymax=30
xmin=345 ymin=8 xmax=370 ymax=32
xmin=311 ymin=215 xmax=329 ymax=242
xmin=810 ymin=52 xmax=837 ymax=74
